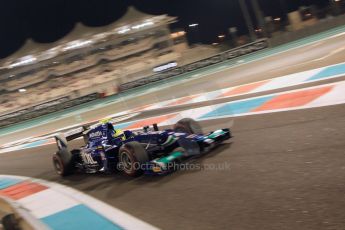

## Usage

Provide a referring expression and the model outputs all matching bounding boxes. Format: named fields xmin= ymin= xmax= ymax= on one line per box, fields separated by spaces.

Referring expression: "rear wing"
xmin=55 ymin=126 xmax=89 ymax=151
xmin=55 ymin=134 xmax=68 ymax=151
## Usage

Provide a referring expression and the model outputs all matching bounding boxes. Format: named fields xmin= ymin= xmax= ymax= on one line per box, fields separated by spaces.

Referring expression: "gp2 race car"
xmin=52 ymin=118 xmax=232 ymax=177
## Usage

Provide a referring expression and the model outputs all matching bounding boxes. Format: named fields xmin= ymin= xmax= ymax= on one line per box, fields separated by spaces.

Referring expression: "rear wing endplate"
xmin=54 ymin=126 xmax=89 ymax=150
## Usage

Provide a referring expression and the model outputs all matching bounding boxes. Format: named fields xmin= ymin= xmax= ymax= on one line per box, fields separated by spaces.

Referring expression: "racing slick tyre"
xmin=119 ymin=141 xmax=149 ymax=177
xmin=173 ymin=118 xmax=203 ymax=134
xmin=52 ymin=149 xmax=74 ymax=177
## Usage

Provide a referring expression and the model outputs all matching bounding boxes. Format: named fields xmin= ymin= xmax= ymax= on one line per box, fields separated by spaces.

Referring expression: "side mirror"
xmin=153 ymin=123 xmax=159 ymax=131
xmin=143 ymin=126 xmax=149 ymax=133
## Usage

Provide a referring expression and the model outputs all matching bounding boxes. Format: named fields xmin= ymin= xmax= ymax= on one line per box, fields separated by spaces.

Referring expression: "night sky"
xmin=0 ymin=0 xmax=332 ymax=59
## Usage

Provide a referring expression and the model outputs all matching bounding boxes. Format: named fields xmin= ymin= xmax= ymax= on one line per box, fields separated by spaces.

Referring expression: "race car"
xmin=52 ymin=118 xmax=232 ymax=177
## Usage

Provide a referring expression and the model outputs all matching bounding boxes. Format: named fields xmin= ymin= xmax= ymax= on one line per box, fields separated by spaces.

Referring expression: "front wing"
xmin=145 ymin=129 xmax=232 ymax=175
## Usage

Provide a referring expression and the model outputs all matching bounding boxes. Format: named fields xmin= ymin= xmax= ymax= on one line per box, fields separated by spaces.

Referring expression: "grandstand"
xmin=0 ymin=7 xmax=182 ymax=115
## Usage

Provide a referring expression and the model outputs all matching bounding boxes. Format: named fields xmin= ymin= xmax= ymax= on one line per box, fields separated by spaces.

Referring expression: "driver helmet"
xmin=113 ymin=129 xmax=126 ymax=140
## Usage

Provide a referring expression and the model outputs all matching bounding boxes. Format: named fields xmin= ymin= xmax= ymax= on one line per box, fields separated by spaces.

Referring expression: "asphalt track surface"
xmin=1 ymin=31 xmax=345 ymax=229
xmin=1 ymin=104 xmax=345 ymax=230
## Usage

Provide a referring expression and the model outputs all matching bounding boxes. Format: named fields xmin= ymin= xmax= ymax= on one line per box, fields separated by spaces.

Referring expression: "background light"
xmin=63 ymin=40 xmax=93 ymax=51
xmin=9 ymin=55 xmax=37 ymax=68
xmin=189 ymin=23 xmax=199 ymax=27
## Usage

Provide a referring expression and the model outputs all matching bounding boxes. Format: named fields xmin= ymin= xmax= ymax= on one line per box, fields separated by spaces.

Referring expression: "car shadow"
xmin=104 ymin=142 xmax=233 ymax=199
xmin=34 ymin=142 xmax=233 ymax=199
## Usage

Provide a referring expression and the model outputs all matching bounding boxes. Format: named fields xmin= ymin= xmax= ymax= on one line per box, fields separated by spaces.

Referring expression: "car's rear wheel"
xmin=119 ymin=142 xmax=149 ymax=177
xmin=52 ymin=149 xmax=74 ymax=176
xmin=173 ymin=118 xmax=202 ymax=134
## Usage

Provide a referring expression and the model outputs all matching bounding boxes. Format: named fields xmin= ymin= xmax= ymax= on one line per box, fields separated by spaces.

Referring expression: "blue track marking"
xmin=1 ymin=25 xmax=345 ymax=137
xmin=21 ymin=140 xmax=49 ymax=149
xmin=0 ymin=178 xmax=22 ymax=190
xmin=307 ymin=63 xmax=345 ymax=81
xmin=113 ymin=121 xmax=135 ymax=130
xmin=200 ymin=95 xmax=274 ymax=119
xmin=41 ymin=204 xmax=123 ymax=230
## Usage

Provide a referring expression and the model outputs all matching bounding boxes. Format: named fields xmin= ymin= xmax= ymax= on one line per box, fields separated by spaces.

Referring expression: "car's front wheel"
xmin=173 ymin=118 xmax=203 ymax=134
xmin=118 ymin=142 xmax=149 ymax=177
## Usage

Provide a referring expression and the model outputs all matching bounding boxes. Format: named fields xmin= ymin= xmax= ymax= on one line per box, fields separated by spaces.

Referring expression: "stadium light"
xmin=93 ymin=33 xmax=108 ymax=41
xmin=40 ymin=48 xmax=59 ymax=61
xmin=189 ymin=23 xmax=199 ymax=27
xmin=250 ymin=0 xmax=268 ymax=37
xmin=153 ymin=62 xmax=177 ymax=72
xmin=330 ymin=0 xmax=341 ymax=15
xmin=63 ymin=40 xmax=93 ymax=52
xmin=132 ymin=21 xmax=154 ymax=30
xmin=178 ymin=31 xmax=186 ymax=36
xmin=238 ymin=0 xmax=256 ymax=41
xmin=171 ymin=31 xmax=186 ymax=38
xmin=118 ymin=27 xmax=131 ymax=34
xmin=9 ymin=55 xmax=37 ymax=68
xmin=171 ymin=33 xmax=178 ymax=38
